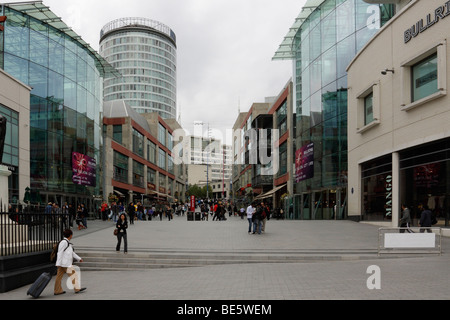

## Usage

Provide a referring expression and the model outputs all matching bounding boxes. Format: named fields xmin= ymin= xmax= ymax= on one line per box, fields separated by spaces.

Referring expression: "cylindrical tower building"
xmin=99 ymin=17 xmax=177 ymax=119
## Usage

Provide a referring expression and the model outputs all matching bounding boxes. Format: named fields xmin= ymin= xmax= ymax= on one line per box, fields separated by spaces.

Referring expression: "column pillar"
xmin=0 ymin=165 xmax=11 ymax=209
xmin=392 ymin=152 xmax=400 ymax=228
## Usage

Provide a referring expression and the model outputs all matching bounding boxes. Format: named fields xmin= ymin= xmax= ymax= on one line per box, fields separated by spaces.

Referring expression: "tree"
xmin=187 ymin=184 xmax=212 ymax=199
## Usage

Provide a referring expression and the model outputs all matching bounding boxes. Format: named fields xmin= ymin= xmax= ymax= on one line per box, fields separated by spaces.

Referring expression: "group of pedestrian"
xmin=246 ymin=202 xmax=270 ymax=234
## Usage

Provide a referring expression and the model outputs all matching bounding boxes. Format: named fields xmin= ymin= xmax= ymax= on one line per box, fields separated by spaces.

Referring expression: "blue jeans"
xmin=248 ymin=218 xmax=252 ymax=233
xmin=253 ymin=219 xmax=261 ymax=234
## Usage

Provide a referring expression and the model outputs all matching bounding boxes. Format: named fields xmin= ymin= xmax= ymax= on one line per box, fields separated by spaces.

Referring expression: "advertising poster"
xmin=295 ymin=143 xmax=314 ymax=183
xmin=72 ymin=152 xmax=97 ymax=187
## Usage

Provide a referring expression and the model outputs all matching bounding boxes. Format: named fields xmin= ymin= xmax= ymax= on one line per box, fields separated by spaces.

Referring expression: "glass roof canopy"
xmin=272 ymin=0 xmax=323 ymax=61
xmin=2 ymin=1 xmax=121 ymax=78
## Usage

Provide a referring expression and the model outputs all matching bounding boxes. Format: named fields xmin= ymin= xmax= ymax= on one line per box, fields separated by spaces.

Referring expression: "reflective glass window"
xmin=336 ymin=0 xmax=355 ymax=42
xmin=322 ymin=81 xmax=338 ymax=121
xmin=364 ymin=92 xmax=374 ymax=125
xmin=64 ymin=106 xmax=77 ymax=139
xmin=412 ymin=53 xmax=438 ymax=102
xmin=322 ymin=46 xmax=337 ymax=87
xmin=310 ymin=59 xmax=322 ymax=95
xmin=321 ymin=10 xmax=336 ymax=53
xmin=29 ymin=19 xmax=48 ymax=68
xmin=4 ymin=9 xmax=29 ymax=60
xmin=64 ymin=78 xmax=77 ymax=109
xmin=4 ymin=53 xmax=28 ymax=84
xmin=336 ymin=34 xmax=355 ymax=79
xmin=49 ymin=40 xmax=64 ymax=74
xmin=48 ymin=70 xmax=64 ymax=103
xmin=29 ymin=62 xmax=48 ymax=97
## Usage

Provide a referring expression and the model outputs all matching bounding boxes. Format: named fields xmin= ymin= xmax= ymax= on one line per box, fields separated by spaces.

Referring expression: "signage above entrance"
xmin=404 ymin=2 xmax=450 ymax=43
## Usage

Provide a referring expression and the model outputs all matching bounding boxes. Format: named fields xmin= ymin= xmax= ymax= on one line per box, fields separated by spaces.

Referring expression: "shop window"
xmin=401 ymin=41 xmax=447 ymax=111
xmin=356 ymin=82 xmax=380 ymax=133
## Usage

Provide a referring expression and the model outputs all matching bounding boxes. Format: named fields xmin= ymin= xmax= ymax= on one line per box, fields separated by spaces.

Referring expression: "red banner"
xmin=190 ymin=195 xmax=195 ymax=212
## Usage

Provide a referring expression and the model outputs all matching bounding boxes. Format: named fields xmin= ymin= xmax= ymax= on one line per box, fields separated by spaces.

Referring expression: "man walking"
xmin=54 ymin=229 xmax=86 ymax=295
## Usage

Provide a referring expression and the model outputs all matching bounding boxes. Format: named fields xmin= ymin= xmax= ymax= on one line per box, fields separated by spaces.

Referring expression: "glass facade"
xmin=292 ymin=0 xmax=395 ymax=220
xmin=0 ymin=4 xmax=110 ymax=208
xmin=100 ymin=18 xmax=177 ymax=119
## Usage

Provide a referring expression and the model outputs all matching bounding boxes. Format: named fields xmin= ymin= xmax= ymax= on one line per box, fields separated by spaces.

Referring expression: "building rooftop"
xmin=103 ymin=100 xmax=152 ymax=133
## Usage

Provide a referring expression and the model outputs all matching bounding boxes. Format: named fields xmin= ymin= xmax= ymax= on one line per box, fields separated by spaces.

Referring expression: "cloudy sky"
xmin=7 ymin=0 xmax=307 ymax=142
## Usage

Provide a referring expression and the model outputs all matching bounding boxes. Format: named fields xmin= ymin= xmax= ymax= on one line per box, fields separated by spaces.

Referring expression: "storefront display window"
xmin=400 ymin=138 xmax=450 ymax=227
xmin=361 ymin=155 xmax=392 ymax=221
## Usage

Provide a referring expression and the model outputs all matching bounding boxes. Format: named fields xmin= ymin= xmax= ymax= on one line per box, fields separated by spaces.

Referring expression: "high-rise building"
xmin=100 ymin=17 xmax=177 ymax=119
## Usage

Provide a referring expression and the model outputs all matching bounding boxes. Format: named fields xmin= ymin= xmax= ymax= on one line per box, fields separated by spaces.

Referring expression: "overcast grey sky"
xmin=7 ymin=0 xmax=307 ymax=143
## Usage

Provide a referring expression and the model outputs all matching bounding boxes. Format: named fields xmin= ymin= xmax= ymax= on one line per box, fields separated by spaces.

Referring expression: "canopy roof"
xmin=272 ymin=0 xmax=324 ymax=61
xmin=2 ymin=1 xmax=121 ymax=78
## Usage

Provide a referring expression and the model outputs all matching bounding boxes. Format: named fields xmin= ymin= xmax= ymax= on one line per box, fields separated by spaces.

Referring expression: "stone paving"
xmin=1 ymin=213 xmax=449 ymax=301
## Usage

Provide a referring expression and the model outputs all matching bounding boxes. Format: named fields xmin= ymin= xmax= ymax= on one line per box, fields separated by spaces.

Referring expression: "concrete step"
xmin=74 ymin=248 xmax=385 ymax=271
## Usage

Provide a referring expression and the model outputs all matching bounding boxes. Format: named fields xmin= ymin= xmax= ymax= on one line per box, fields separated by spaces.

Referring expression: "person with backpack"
xmin=53 ymin=229 xmax=86 ymax=295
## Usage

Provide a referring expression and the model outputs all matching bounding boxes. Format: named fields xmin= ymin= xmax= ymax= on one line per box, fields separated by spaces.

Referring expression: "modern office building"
xmin=100 ymin=17 xmax=177 ymax=119
xmin=231 ymin=81 xmax=295 ymax=211
xmin=187 ymin=135 xmax=232 ymax=199
xmin=0 ymin=1 xmax=118 ymax=210
xmin=347 ymin=0 xmax=450 ymax=232
xmin=273 ymin=0 xmax=395 ymax=220
xmin=232 ymin=102 xmax=271 ymax=205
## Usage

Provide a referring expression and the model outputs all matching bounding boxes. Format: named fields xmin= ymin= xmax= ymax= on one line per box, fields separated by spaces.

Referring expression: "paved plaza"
xmin=1 ymin=213 xmax=449 ymax=301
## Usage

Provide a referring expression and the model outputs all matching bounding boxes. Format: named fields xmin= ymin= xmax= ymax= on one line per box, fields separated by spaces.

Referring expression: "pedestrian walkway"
xmin=1 ymin=214 xmax=450 ymax=300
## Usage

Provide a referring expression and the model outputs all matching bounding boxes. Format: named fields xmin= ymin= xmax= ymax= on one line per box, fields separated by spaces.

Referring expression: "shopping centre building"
xmin=273 ymin=0 xmax=395 ymax=220
xmin=0 ymin=2 xmax=119 ymax=210
xmin=347 ymin=0 xmax=450 ymax=230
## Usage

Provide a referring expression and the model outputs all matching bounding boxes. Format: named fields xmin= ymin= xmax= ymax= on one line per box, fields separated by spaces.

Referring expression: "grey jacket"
xmin=400 ymin=208 xmax=412 ymax=224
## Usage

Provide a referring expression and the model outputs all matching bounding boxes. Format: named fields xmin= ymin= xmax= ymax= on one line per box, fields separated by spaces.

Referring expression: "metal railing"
xmin=0 ymin=206 xmax=68 ymax=257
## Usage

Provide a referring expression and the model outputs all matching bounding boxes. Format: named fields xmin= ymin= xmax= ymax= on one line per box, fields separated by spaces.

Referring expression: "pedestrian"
xmin=116 ymin=213 xmax=128 ymax=253
xmin=54 ymin=229 xmax=86 ymax=295
xmin=80 ymin=204 xmax=87 ymax=228
xmin=128 ymin=202 xmax=135 ymax=224
xmin=213 ymin=202 xmax=220 ymax=221
xmin=419 ymin=205 xmax=433 ymax=233
xmin=240 ymin=206 xmax=245 ymax=219
xmin=261 ymin=202 xmax=268 ymax=233
xmin=68 ymin=203 xmax=75 ymax=228
xmin=246 ymin=203 xmax=254 ymax=234
xmin=400 ymin=204 xmax=413 ymax=233
xmin=252 ymin=203 xmax=262 ymax=235
xmin=75 ymin=205 xmax=84 ymax=230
